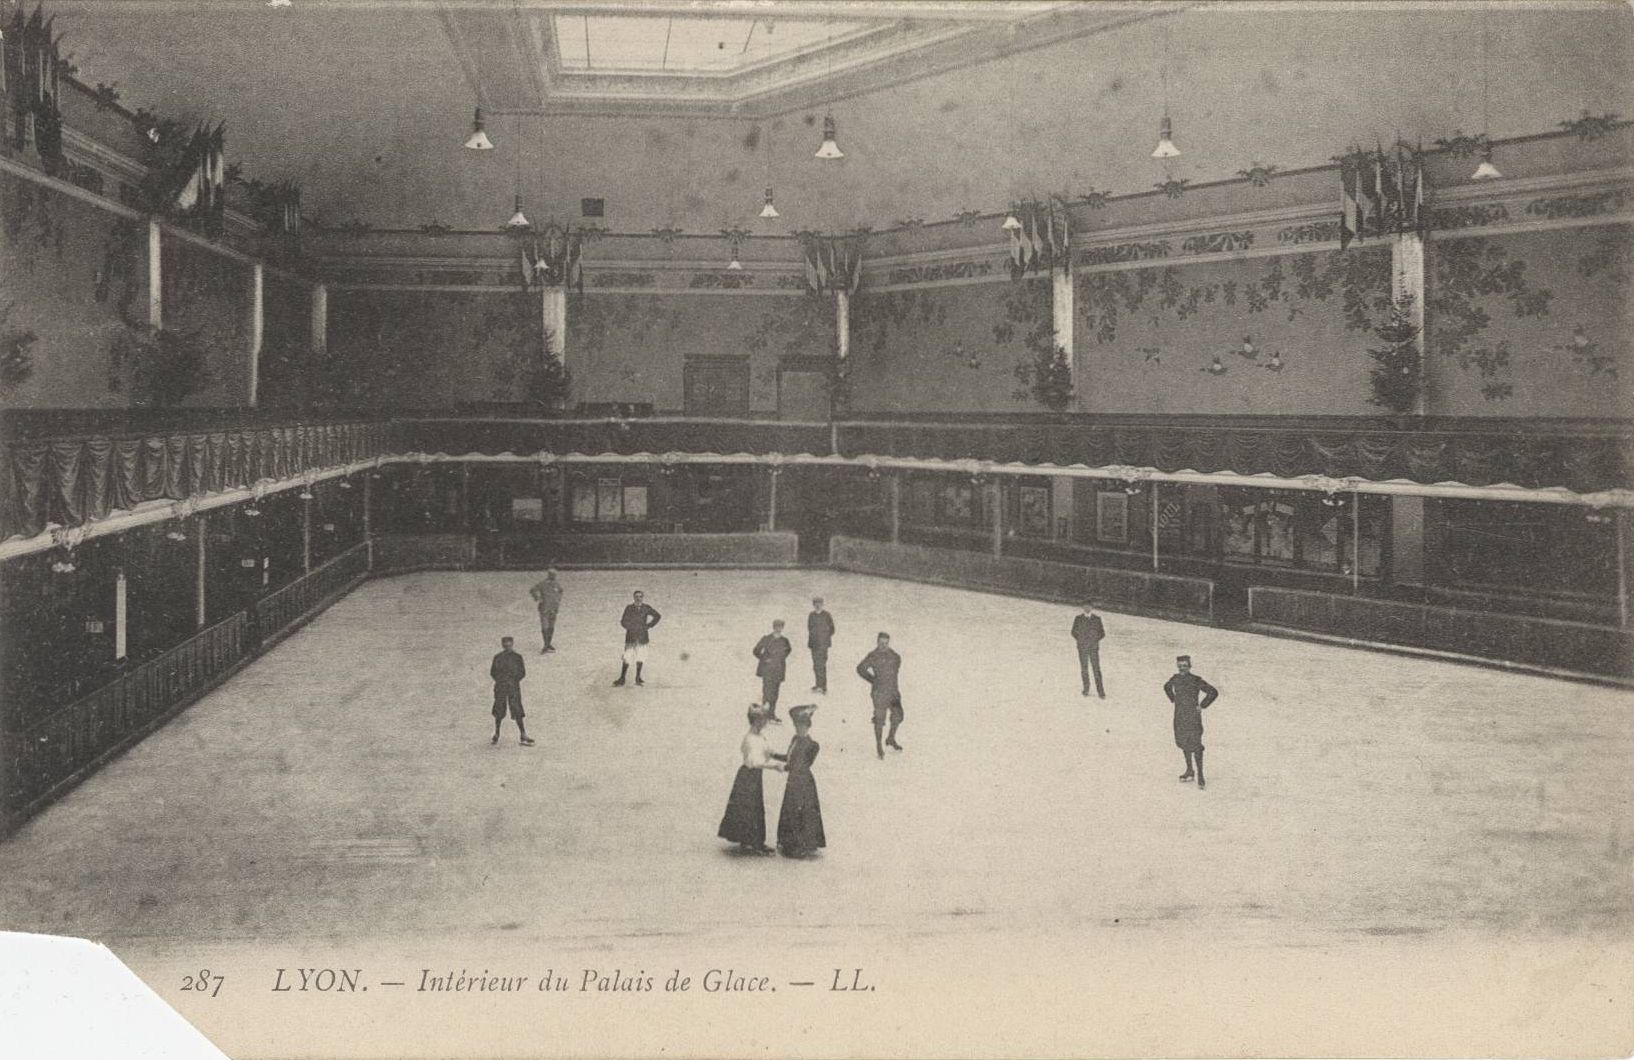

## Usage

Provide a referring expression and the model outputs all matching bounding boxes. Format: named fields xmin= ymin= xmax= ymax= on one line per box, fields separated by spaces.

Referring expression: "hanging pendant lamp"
xmin=1151 ymin=114 xmax=1181 ymax=159
xmin=464 ymin=107 xmax=494 ymax=150
xmin=1001 ymin=210 xmax=1022 ymax=231
xmin=1471 ymin=17 xmax=1501 ymax=180
xmin=815 ymin=114 xmax=843 ymax=159
xmin=506 ymin=194 xmax=531 ymax=229
xmin=759 ymin=186 xmax=780 ymax=219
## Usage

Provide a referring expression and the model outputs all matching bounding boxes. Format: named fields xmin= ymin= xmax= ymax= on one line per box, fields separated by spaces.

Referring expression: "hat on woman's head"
xmin=788 ymin=703 xmax=817 ymax=724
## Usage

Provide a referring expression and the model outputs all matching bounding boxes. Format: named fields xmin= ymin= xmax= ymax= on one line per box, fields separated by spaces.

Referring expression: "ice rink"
xmin=2 ymin=568 xmax=1631 ymax=1056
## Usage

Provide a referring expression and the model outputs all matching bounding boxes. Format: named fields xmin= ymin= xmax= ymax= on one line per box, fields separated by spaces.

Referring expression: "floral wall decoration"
xmin=1236 ymin=162 xmax=1279 ymax=187
xmin=1075 ymin=249 xmax=1392 ymax=347
xmin=0 ymin=300 xmax=39 ymax=396
xmin=1559 ymin=110 xmax=1623 ymax=141
xmin=1073 ymin=248 xmax=1393 ymax=414
xmin=1427 ymin=236 xmax=1553 ymax=403
xmin=106 ymin=324 xmax=211 ymax=407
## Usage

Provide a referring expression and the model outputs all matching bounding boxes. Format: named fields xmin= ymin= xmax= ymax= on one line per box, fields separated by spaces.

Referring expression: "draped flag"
xmin=1008 ymin=200 xmax=1072 ymax=280
xmin=4 ymin=4 xmax=67 ymax=160
xmin=1339 ymin=146 xmax=1427 ymax=248
xmin=174 ymin=124 xmax=227 ymax=218
xmin=800 ymin=233 xmax=865 ymax=297
xmin=1339 ymin=160 xmax=1359 ymax=251
xmin=522 ymin=224 xmax=584 ymax=292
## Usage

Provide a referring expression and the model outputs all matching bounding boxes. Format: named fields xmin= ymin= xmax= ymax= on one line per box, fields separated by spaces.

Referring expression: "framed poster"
xmin=596 ymin=478 xmax=623 ymax=521
xmin=621 ymin=485 xmax=648 ymax=522
xmin=1096 ymin=491 xmax=1129 ymax=544
xmin=1018 ymin=485 xmax=1050 ymax=536
xmin=511 ymin=497 xmax=543 ymax=522
xmin=570 ymin=482 xmax=597 ymax=523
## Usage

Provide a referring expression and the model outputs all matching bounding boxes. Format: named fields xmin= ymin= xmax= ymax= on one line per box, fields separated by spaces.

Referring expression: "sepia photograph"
xmin=0 ymin=0 xmax=1631 ymax=1057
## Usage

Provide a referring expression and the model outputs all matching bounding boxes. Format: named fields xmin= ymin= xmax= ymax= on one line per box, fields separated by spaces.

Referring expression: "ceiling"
xmin=37 ymin=1 xmax=1634 ymax=237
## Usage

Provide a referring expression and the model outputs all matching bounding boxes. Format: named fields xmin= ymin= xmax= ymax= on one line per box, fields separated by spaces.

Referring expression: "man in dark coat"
xmin=856 ymin=631 xmax=904 ymax=760
xmin=807 ymin=597 xmax=835 ymax=694
xmin=752 ymin=619 xmax=793 ymax=719
xmin=490 ymin=636 xmax=534 ymax=746
xmin=1163 ymin=655 xmax=1219 ymax=788
xmin=529 ymin=568 xmax=564 ymax=654
xmin=1070 ymin=603 xmax=1107 ymax=698
xmin=613 ymin=590 xmax=661 ymax=687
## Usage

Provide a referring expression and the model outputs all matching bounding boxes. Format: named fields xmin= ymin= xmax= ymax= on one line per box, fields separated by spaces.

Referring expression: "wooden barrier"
xmin=1248 ymin=587 xmax=1634 ymax=678
xmin=492 ymin=531 xmax=801 ymax=568
xmin=2 ymin=611 xmax=251 ymax=830
xmin=829 ymin=535 xmax=1215 ymax=621
xmin=252 ymin=542 xmax=371 ymax=648
xmin=371 ymin=533 xmax=477 ymax=573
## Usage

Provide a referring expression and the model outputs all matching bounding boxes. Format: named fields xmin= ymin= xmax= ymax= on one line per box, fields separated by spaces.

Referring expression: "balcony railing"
xmin=4 ymin=412 xmax=1630 ymax=546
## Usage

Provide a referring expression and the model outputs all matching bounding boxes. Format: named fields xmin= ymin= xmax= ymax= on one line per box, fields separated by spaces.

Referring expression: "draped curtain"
xmin=0 ymin=422 xmax=391 ymax=540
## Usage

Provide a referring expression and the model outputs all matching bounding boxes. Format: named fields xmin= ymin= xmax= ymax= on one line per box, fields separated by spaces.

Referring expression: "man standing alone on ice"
xmin=1071 ymin=602 xmax=1106 ymax=698
xmin=529 ymin=568 xmax=563 ymax=653
xmin=752 ymin=619 xmax=793 ymax=720
xmin=1164 ymin=655 xmax=1218 ymax=788
xmin=489 ymin=636 xmax=534 ymax=746
xmin=856 ymin=632 xmax=904 ymax=760
xmin=807 ymin=597 xmax=835 ymax=694
xmin=613 ymin=590 xmax=661 ymax=687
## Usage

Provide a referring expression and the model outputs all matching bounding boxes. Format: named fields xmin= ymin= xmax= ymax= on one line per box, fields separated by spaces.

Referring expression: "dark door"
xmin=683 ymin=357 xmax=750 ymax=417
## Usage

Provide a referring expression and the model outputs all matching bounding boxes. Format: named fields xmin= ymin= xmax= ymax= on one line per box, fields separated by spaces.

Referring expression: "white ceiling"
xmin=38 ymin=1 xmax=1634 ymax=235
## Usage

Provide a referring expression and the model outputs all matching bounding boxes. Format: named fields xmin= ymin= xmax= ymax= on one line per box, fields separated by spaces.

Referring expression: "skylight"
xmin=553 ymin=15 xmax=863 ymax=74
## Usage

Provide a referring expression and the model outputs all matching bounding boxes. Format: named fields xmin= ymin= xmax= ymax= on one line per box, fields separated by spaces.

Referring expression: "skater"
xmin=613 ymin=589 xmax=661 ymax=687
xmin=856 ymin=631 xmax=904 ymax=760
xmin=776 ymin=704 xmax=825 ymax=858
xmin=529 ymin=569 xmax=564 ymax=653
xmin=807 ymin=597 xmax=835 ymax=693
xmin=1071 ymin=602 xmax=1106 ymax=698
xmin=1163 ymin=655 xmax=1218 ymax=788
xmin=717 ymin=705 xmax=786 ymax=855
xmin=489 ymin=636 xmax=534 ymax=746
xmin=752 ymin=619 xmax=793 ymax=719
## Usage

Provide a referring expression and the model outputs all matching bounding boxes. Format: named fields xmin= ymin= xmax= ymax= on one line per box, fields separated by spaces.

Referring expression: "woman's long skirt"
xmin=717 ymin=766 xmax=766 ymax=846
xmin=776 ymin=772 xmax=826 ymax=855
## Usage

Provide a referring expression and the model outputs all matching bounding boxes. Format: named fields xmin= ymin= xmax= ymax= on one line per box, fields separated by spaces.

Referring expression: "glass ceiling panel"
xmin=554 ymin=15 xmax=863 ymax=73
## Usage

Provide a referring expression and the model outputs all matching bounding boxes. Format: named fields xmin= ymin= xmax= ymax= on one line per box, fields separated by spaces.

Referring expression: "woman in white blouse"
xmin=717 ymin=706 xmax=786 ymax=855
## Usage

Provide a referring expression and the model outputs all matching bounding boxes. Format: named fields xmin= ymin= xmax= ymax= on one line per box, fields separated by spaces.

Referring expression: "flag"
xmin=1339 ymin=160 xmax=1357 ymax=251
xmin=1026 ymin=206 xmax=1044 ymax=273
xmin=802 ymin=241 xmax=819 ymax=293
xmin=1394 ymin=145 xmax=1408 ymax=233
xmin=1413 ymin=146 xmax=1425 ymax=233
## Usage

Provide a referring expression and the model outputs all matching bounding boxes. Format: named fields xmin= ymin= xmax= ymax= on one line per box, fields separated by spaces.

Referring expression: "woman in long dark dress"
xmin=718 ymin=706 xmax=783 ymax=854
xmin=777 ymin=704 xmax=826 ymax=858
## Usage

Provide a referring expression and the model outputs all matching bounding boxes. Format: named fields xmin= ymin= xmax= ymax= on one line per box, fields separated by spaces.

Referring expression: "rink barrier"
xmin=1 ymin=543 xmax=371 ymax=834
xmin=1 ymin=611 xmax=252 ymax=833
xmin=487 ymin=531 xmax=801 ymax=568
xmin=252 ymin=542 xmax=372 ymax=651
xmin=371 ymin=533 xmax=479 ymax=573
xmin=1247 ymin=588 xmax=1634 ymax=678
xmin=828 ymin=536 xmax=1215 ymax=621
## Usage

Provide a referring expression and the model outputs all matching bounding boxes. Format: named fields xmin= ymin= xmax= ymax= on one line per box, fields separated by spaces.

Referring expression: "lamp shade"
xmin=759 ymin=187 xmax=780 ymax=219
xmin=815 ymin=114 xmax=843 ymax=159
xmin=1000 ymin=212 xmax=1022 ymax=231
xmin=1151 ymin=114 xmax=1180 ymax=158
xmin=464 ymin=107 xmax=494 ymax=151
xmin=727 ymin=252 xmax=744 ymax=270
xmin=1471 ymin=146 xmax=1502 ymax=180
xmin=506 ymin=195 xmax=530 ymax=229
